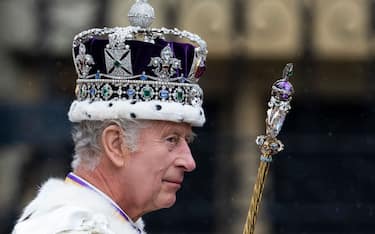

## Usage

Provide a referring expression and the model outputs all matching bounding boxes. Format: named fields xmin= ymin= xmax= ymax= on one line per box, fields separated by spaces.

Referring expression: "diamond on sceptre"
xmin=266 ymin=63 xmax=295 ymax=138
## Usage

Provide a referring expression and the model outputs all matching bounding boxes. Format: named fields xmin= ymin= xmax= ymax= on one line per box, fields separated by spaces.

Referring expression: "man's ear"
xmin=101 ymin=124 xmax=128 ymax=168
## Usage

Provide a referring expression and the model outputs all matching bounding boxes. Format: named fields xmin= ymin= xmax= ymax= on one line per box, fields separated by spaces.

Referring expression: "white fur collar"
xmin=13 ymin=178 xmax=146 ymax=234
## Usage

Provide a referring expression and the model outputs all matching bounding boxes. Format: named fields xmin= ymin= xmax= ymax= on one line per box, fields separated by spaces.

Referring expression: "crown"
xmin=68 ymin=0 xmax=208 ymax=126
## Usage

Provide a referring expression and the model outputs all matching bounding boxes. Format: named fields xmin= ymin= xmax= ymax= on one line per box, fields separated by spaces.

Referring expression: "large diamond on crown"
xmin=105 ymin=46 xmax=133 ymax=77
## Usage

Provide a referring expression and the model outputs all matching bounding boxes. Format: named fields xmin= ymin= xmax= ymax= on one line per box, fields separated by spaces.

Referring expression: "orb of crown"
xmin=128 ymin=0 xmax=155 ymax=28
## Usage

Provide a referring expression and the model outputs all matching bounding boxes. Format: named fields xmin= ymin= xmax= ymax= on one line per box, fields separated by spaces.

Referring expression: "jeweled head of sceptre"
xmin=256 ymin=63 xmax=295 ymax=161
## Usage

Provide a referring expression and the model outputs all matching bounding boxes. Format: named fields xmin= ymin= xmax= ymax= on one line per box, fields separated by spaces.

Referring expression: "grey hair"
xmin=71 ymin=119 xmax=149 ymax=171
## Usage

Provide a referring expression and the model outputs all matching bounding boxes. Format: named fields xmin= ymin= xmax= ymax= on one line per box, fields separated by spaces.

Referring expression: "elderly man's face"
xmin=123 ymin=121 xmax=196 ymax=214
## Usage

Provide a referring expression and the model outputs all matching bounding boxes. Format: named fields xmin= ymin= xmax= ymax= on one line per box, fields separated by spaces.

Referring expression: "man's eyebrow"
xmin=164 ymin=129 xmax=196 ymax=138
xmin=169 ymin=130 xmax=194 ymax=137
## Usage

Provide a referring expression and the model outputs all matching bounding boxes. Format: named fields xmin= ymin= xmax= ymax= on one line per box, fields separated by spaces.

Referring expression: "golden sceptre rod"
xmin=242 ymin=63 xmax=295 ymax=234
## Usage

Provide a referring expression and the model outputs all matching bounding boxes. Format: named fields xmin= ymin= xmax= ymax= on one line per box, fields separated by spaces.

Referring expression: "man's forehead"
xmin=148 ymin=120 xmax=193 ymax=135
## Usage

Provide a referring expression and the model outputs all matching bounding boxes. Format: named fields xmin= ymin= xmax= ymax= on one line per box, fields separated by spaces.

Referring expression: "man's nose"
xmin=176 ymin=139 xmax=196 ymax=172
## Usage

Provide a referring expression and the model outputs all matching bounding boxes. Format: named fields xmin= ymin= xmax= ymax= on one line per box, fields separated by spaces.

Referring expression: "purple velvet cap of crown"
xmin=73 ymin=37 xmax=200 ymax=79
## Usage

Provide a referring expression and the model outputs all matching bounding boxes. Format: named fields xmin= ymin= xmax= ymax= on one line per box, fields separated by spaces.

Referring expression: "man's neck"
xmin=66 ymin=171 xmax=143 ymax=233
xmin=73 ymin=165 xmax=144 ymax=222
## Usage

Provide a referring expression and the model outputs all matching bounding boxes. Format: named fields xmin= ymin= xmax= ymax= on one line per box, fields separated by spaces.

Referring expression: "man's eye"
xmin=166 ymin=136 xmax=179 ymax=144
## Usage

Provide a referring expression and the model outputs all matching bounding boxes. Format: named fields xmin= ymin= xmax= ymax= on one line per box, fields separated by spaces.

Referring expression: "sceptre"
xmin=242 ymin=63 xmax=295 ymax=234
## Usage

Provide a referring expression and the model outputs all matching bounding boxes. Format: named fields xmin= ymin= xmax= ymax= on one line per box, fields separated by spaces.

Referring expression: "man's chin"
xmin=158 ymin=193 xmax=177 ymax=209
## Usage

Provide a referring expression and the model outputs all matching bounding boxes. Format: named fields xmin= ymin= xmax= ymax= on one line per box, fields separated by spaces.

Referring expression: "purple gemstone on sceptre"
xmin=274 ymin=80 xmax=294 ymax=101
xmin=276 ymin=81 xmax=293 ymax=92
xmin=281 ymin=93 xmax=290 ymax=100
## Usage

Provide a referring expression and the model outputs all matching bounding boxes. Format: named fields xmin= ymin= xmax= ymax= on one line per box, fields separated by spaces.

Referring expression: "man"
xmin=12 ymin=0 xmax=208 ymax=233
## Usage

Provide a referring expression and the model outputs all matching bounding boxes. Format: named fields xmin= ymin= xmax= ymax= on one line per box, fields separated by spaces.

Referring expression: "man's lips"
xmin=162 ymin=179 xmax=182 ymax=185
xmin=162 ymin=179 xmax=183 ymax=189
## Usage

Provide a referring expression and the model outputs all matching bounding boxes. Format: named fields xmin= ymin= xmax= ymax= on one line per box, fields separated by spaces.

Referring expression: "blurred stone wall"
xmin=1 ymin=0 xmax=375 ymax=234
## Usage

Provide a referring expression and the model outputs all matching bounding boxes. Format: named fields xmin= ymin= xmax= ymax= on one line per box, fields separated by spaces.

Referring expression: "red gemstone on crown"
xmin=194 ymin=65 xmax=206 ymax=79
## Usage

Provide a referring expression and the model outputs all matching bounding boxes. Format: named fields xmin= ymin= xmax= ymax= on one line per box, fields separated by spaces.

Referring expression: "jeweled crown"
xmin=68 ymin=0 xmax=208 ymax=126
